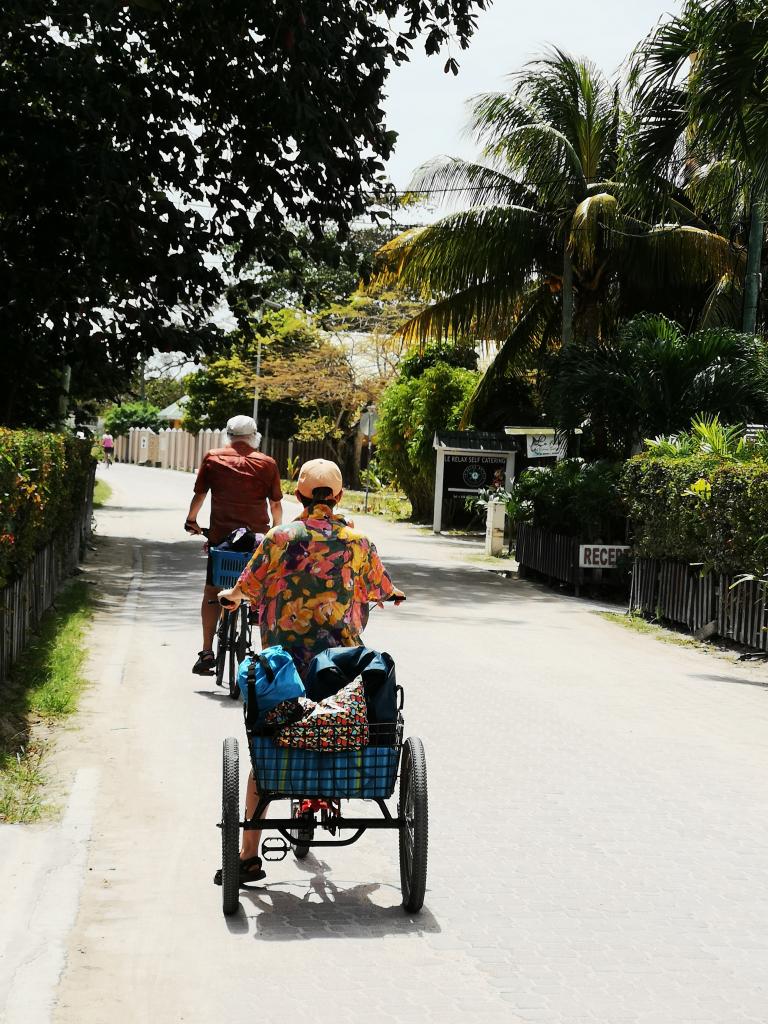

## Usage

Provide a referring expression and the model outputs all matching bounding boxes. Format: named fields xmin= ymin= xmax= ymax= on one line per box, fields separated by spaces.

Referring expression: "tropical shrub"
xmin=377 ymin=361 xmax=479 ymax=520
xmin=544 ymin=316 xmax=768 ymax=457
xmin=514 ymin=460 xmax=626 ymax=540
xmin=0 ymin=430 xmax=93 ymax=588
xmin=622 ymin=430 xmax=768 ymax=574
xmin=102 ymin=401 xmax=163 ymax=436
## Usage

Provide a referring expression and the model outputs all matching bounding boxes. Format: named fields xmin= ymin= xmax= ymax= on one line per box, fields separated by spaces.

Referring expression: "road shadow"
xmin=228 ymin=857 xmax=440 ymax=940
xmin=689 ymin=672 xmax=768 ymax=690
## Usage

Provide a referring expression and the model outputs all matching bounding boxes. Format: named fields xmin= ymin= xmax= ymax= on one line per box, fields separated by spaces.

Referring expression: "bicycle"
xmin=209 ymin=547 xmax=254 ymax=700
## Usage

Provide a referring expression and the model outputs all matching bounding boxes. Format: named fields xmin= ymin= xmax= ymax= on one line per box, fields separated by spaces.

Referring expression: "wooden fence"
xmin=114 ymin=427 xmax=337 ymax=478
xmin=516 ymin=523 xmax=581 ymax=589
xmin=0 ymin=464 xmax=95 ymax=684
xmin=630 ymin=556 xmax=768 ymax=651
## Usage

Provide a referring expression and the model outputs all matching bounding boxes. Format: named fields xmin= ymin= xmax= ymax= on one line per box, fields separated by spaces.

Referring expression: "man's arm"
xmin=185 ymin=492 xmax=206 ymax=534
xmin=269 ymin=499 xmax=283 ymax=527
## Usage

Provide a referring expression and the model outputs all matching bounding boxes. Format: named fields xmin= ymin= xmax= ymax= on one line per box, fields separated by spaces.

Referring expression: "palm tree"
xmin=544 ymin=314 xmax=768 ymax=456
xmin=629 ymin=0 xmax=768 ymax=333
xmin=373 ymin=49 xmax=743 ymax=422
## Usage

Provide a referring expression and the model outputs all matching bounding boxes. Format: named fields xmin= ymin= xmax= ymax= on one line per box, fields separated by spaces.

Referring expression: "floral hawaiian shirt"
xmin=236 ymin=504 xmax=396 ymax=677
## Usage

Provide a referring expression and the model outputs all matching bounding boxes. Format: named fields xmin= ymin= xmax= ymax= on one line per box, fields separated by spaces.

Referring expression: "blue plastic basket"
xmin=249 ymin=737 xmax=400 ymax=800
xmin=209 ymin=547 xmax=252 ymax=588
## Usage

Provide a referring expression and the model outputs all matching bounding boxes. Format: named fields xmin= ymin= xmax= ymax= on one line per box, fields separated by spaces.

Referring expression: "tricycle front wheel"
xmin=398 ymin=736 xmax=428 ymax=913
xmin=221 ymin=737 xmax=240 ymax=915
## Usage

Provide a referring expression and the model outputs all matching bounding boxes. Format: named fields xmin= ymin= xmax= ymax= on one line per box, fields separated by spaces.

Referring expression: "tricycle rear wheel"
xmin=221 ymin=737 xmax=240 ymax=915
xmin=398 ymin=736 xmax=428 ymax=913
xmin=290 ymin=800 xmax=314 ymax=859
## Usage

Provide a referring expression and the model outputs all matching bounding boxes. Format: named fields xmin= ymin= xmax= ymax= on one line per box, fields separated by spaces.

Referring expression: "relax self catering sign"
xmin=578 ymin=544 xmax=631 ymax=569
xmin=443 ymin=453 xmax=507 ymax=494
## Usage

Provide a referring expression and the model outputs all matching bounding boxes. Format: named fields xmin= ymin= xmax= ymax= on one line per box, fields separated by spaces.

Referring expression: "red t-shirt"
xmin=193 ymin=442 xmax=282 ymax=543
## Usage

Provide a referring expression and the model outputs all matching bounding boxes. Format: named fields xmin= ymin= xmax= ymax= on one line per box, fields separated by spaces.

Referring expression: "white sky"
xmin=383 ymin=0 xmax=681 ymax=189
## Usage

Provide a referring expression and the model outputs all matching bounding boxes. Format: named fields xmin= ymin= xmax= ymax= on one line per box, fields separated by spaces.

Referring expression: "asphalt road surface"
xmin=3 ymin=463 xmax=768 ymax=1024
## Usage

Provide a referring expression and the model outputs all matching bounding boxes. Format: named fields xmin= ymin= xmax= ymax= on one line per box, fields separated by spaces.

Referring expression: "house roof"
xmin=434 ymin=430 xmax=518 ymax=452
xmin=158 ymin=395 xmax=190 ymax=420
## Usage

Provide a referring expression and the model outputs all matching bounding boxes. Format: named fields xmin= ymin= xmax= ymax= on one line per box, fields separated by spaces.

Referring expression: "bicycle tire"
xmin=221 ymin=737 xmax=240 ymax=916
xmin=289 ymin=800 xmax=314 ymax=859
xmin=227 ymin=612 xmax=239 ymax=700
xmin=214 ymin=610 xmax=229 ymax=688
xmin=398 ymin=736 xmax=428 ymax=914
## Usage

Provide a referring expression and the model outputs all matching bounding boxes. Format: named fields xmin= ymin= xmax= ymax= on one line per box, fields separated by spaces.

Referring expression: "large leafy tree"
xmin=544 ymin=315 xmax=768 ymax=457
xmin=373 ymin=49 xmax=743 ymax=422
xmin=1 ymin=0 xmax=489 ymax=427
xmin=629 ymin=0 xmax=768 ymax=335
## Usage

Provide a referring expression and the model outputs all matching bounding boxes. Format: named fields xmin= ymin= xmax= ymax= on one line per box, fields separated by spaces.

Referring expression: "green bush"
xmin=377 ymin=362 xmax=479 ymax=521
xmin=102 ymin=401 xmax=162 ymax=436
xmin=514 ymin=460 xmax=626 ymax=540
xmin=621 ymin=454 xmax=768 ymax=574
xmin=0 ymin=430 xmax=93 ymax=588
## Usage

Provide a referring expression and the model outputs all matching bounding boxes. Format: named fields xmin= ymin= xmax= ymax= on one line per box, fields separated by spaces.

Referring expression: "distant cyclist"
xmin=184 ymin=415 xmax=283 ymax=675
xmin=101 ymin=432 xmax=114 ymax=466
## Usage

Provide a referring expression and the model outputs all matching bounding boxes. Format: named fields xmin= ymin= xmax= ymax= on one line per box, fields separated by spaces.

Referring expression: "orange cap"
xmin=296 ymin=459 xmax=343 ymax=500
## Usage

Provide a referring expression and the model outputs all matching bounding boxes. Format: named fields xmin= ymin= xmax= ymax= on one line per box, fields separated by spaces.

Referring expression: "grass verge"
xmin=0 ymin=581 xmax=93 ymax=822
xmin=93 ymin=478 xmax=113 ymax=509
xmin=599 ymin=610 xmax=702 ymax=649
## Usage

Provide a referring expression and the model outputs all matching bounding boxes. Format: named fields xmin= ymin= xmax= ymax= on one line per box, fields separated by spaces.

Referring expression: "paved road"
xmin=3 ymin=462 xmax=768 ymax=1024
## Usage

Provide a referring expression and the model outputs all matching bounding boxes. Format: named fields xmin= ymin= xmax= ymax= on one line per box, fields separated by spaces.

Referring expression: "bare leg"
xmin=202 ymin=583 xmax=220 ymax=650
xmin=240 ymin=771 xmax=263 ymax=860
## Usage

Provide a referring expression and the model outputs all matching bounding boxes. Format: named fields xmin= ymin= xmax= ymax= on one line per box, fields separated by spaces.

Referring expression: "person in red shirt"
xmin=184 ymin=415 xmax=283 ymax=674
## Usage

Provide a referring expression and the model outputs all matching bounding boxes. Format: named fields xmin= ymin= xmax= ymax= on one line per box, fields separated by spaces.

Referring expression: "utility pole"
xmin=252 ymin=332 xmax=262 ymax=429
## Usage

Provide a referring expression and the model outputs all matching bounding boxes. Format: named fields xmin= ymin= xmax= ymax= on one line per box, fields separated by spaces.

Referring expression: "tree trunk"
xmin=562 ymin=241 xmax=574 ymax=347
xmin=742 ymin=197 xmax=763 ymax=335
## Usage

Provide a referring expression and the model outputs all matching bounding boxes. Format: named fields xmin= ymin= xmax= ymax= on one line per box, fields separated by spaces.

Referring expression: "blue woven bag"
xmin=237 ymin=646 xmax=305 ymax=727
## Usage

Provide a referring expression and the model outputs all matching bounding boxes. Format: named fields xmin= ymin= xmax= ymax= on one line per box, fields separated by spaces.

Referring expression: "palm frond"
xmin=460 ymin=282 xmax=560 ymax=426
xmin=699 ymin=271 xmax=742 ymax=329
xmin=394 ymin=277 xmax=531 ymax=345
xmin=569 ymin=193 xmax=618 ymax=271
xmin=371 ymin=205 xmax=555 ymax=299
xmin=492 ymin=124 xmax=587 ymax=205
xmin=617 ymin=223 xmax=744 ymax=289
xmin=406 ymin=156 xmax=539 ymax=210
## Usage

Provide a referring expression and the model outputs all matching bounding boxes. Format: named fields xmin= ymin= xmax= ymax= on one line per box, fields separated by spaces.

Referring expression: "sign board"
xmin=443 ymin=453 xmax=508 ymax=495
xmin=578 ymin=544 xmax=631 ymax=569
xmin=527 ymin=434 xmax=566 ymax=459
xmin=359 ymin=409 xmax=378 ymax=440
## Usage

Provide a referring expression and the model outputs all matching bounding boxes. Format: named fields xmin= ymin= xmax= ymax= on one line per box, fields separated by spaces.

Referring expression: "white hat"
xmin=226 ymin=415 xmax=261 ymax=449
xmin=227 ymin=415 xmax=257 ymax=436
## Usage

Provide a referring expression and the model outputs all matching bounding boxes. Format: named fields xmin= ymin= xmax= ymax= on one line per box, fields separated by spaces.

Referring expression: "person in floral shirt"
xmin=215 ymin=458 xmax=405 ymax=884
xmin=218 ymin=457 xmax=404 ymax=678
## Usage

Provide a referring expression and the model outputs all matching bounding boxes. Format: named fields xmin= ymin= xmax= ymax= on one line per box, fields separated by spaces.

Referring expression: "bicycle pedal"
xmin=261 ymin=837 xmax=289 ymax=861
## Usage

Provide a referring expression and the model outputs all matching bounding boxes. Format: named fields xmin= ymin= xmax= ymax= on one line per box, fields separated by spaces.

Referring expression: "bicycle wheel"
xmin=289 ymin=800 xmax=314 ymax=860
xmin=398 ymin=736 xmax=428 ymax=913
xmin=227 ymin=611 xmax=240 ymax=700
xmin=221 ymin=736 xmax=240 ymax=916
xmin=214 ymin=610 xmax=230 ymax=688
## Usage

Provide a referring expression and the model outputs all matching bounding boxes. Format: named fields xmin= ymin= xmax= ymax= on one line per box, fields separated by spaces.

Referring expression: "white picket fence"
xmin=113 ymin=427 xmax=230 ymax=473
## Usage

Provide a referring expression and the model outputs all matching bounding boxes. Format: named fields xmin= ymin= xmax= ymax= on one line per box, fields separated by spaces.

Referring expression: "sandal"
xmin=213 ymin=856 xmax=266 ymax=886
xmin=192 ymin=649 xmax=215 ymax=675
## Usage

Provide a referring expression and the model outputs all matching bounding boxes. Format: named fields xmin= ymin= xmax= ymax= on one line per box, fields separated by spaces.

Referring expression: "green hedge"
xmin=514 ymin=460 xmax=627 ymax=540
xmin=621 ymin=454 xmax=768 ymax=574
xmin=0 ymin=430 xmax=94 ymax=588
